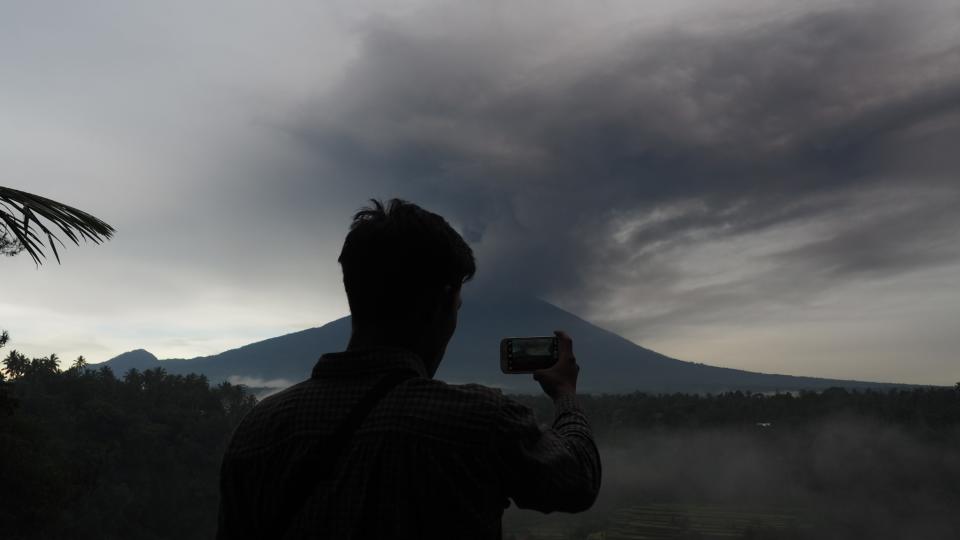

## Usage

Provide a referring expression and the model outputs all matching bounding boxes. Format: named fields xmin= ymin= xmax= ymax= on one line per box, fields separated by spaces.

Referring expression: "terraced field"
xmin=504 ymin=503 xmax=807 ymax=540
xmin=604 ymin=504 xmax=804 ymax=539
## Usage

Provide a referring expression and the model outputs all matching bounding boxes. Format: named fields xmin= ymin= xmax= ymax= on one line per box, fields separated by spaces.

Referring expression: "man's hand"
xmin=533 ymin=330 xmax=579 ymax=399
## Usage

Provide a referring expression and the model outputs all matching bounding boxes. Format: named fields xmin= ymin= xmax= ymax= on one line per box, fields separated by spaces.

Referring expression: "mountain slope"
xmin=104 ymin=349 xmax=161 ymax=373
xmin=100 ymin=293 xmax=906 ymax=394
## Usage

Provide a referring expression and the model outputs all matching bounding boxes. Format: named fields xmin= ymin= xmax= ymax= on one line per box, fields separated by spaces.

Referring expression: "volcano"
xmin=100 ymin=292 xmax=905 ymax=394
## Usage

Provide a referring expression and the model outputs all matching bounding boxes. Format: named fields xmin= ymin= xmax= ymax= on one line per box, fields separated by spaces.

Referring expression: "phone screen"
xmin=514 ymin=338 xmax=553 ymax=358
xmin=505 ymin=337 xmax=558 ymax=371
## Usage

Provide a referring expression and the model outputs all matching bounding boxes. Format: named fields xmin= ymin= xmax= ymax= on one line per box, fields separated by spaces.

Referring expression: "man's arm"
xmin=497 ymin=391 xmax=601 ymax=512
xmin=496 ymin=331 xmax=602 ymax=513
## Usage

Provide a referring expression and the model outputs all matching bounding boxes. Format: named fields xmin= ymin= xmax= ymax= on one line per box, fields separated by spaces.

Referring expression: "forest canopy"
xmin=1 ymin=345 xmax=255 ymax=540
xmin=2 ymin=340 xmax=959 ymax=539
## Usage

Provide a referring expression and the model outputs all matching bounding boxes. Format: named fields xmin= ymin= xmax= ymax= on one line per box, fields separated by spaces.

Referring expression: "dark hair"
xmin=338 ymin=198 xmax=476 ymax=326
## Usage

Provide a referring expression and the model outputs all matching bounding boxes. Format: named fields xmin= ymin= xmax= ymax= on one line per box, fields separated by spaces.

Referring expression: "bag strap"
xmin=275 ymin=369 xmax=416 ymax=538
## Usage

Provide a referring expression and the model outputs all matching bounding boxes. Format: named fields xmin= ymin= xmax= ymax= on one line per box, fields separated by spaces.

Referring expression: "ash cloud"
xmin=285 ymin=0 xmax=960 ymax=340
xmin=7 ymin=0 xmax=956 ymax=379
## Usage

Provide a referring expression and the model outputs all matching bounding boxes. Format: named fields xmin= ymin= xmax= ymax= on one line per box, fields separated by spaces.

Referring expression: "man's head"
xmin=338 ymin=198 xmax=476 ymax=375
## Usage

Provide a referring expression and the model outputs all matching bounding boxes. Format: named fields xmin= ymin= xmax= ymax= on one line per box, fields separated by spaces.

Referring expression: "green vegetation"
xmin=3 ymin=331 xmax=959 ymax=539
xmin=511 ymin=385 xmax=960 ymax=436
xmin=0 ymin=341 xmax=255 ymax=540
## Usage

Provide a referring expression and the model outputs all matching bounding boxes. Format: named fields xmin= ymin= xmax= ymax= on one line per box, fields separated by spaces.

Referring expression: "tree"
xmin=0 ymin=185 xmax=115 ymax=265
xmin=72 ymin=355 xmax=88 ymax=372
xmin=0 ymin=362 xmax=258 ymax=539
xmin=2 ymin=350 xmax=29 ymax=379
xmin=0 ymin=331 xmax=7 ymax=382
xmin=27 ymin=354 xmax=60 ymax=376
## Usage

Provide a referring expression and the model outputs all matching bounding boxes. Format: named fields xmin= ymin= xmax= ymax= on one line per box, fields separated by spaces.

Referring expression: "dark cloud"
xmin=288 ymin=1 xmax=960 ymax=331
xmin=774 ymin=188 xmax=960 ymax=278
xmin=4 ymin=0 xmax=957 ymax=380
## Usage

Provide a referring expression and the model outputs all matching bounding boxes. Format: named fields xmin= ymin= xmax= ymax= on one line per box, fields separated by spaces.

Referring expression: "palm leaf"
xmin=0 ymin=186 xmax=115 ymax=265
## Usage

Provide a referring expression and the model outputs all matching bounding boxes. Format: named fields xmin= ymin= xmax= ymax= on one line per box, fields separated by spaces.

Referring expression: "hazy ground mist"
xmin=505 ymin=413 xmax=960 ymax=539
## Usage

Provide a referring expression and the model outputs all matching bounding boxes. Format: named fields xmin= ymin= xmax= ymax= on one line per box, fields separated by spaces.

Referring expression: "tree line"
xmin=514 ymin=383 xmax=960 ymax=439
xmin=3 ymin=332 xmax=959 ymax=539
xmin=1 ymin=337 xmax=256 ymax=540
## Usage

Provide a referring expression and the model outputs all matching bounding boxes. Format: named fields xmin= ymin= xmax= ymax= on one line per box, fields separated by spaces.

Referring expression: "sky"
xmin=1 ymin=0 xmax=958 ymax=385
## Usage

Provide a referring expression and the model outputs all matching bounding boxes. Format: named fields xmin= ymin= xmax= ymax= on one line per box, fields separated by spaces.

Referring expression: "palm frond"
xmin=0 ymin=186 xmax=115 ymax=265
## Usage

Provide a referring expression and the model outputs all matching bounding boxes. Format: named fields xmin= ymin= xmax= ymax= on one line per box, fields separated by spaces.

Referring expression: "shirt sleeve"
xmin=495 ymin=393 xmax=602 ymax=513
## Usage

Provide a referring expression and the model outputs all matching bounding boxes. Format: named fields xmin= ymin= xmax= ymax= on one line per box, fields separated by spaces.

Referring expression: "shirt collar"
xmin=311 ymin=347 xmax=429 ymax=379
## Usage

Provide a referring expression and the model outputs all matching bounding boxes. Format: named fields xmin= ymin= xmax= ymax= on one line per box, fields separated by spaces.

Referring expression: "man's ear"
xmin=442 ymin=284 xmax=461 ymax=312
xmin=416 ymin=285 xmax=450 ymax=322
xmin=424 ymin=285 xmax=458 ymax=321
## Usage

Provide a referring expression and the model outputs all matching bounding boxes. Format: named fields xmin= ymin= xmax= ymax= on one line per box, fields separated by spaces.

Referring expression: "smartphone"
xmin=500 ymin=336 xmax=559 ymax=374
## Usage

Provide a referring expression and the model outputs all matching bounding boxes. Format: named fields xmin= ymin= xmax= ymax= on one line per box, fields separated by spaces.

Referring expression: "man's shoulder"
xmin=387 ymin=378 xmax=507 ymax=419
xmin=225 ymin=380 xmax=316 ymax=451
xmin=241 ymin=378 xmax=311 ymax=417
xmin=225 ymin=376 xmax=525 ymax=451
xmin=363 ymin=378 xmax=513 ymax=443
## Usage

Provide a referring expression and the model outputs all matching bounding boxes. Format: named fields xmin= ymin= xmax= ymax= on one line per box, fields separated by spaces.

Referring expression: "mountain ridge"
xmin=99 ymin=294 xmax=913 ymax=394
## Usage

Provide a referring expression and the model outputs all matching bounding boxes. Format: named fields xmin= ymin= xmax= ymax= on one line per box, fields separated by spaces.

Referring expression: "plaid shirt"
xmin=217 ymin=348 xmax=601 ymax=540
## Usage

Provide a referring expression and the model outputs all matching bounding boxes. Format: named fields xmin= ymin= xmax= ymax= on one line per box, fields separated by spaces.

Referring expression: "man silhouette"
xmin=217 ymin=199 xmax=601 ymax=539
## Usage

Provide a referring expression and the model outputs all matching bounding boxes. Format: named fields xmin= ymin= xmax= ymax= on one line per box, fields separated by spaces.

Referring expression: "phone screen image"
xmin=514 ymin=338 xmax=553 ymax=358
xmin=503 ymin=337 xmax=558 ymax=372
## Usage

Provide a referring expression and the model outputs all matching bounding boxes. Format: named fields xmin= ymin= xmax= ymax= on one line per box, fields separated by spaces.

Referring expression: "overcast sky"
xmin=2 ymin=0 xmax=958 ymax=384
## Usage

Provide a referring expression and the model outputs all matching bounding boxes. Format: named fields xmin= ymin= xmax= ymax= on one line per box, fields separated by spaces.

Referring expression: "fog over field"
xmin=505 ymin=413 xmax=960 ymax=539
xmin=3 ymin=343 xmax=959 ymax=539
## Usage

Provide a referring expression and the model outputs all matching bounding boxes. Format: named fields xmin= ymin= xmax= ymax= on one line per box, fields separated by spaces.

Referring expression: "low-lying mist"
xmin=505 ymin=411 xmax=960 ymax=539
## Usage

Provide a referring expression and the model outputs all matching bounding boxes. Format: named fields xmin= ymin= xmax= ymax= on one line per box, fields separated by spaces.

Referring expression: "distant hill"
xmin=104 ymin=349 xmax=161 ymax=373
xmin=99 ymin=292 xmax=909 ymax=394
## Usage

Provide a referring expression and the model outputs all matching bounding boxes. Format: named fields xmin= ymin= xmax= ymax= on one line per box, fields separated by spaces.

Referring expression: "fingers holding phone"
xmin=533 ymin=330 xmax=578 ymax=399
xmin=500 ymin=336 xmax=558 ymax=373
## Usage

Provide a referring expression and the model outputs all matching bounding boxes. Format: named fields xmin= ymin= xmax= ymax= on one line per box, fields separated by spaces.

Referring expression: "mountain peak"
xmin=103 ymin=349 xmax=160 ymax=372
xmin=100 ymin=295 xmax=906 ymax=394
